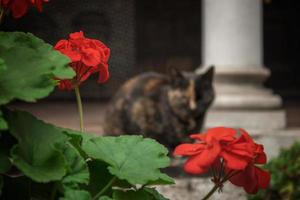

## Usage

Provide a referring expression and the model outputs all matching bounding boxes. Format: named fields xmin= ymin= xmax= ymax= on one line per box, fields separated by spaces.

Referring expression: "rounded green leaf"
xmin=5 ymin=109 xmax=68 ymax=182
xmin=113 ymin=187 xmax=169 ymax=200
xmin=62 ymin=142 xmax=89 ymax=186
xmin=60 ymin=189 xmax=92 ymax=200
xmin=0 ymin=110 xmax=8 ymax=130
xmin=0 ymin=32 xmax=75 ymax=105
xmin=82 ymin=135 xmax=173 ymax=185
xmin=99 ymin=196 xmax=113 ymax=200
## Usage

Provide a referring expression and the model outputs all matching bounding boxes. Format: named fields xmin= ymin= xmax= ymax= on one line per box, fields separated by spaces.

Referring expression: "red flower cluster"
xmin=54 ymin=31 xmax=110 ymax=90
xmin=0 ymin=0 xmax=48 ymax=18
xmin=174 ymin=127 xmax=270 ymax=194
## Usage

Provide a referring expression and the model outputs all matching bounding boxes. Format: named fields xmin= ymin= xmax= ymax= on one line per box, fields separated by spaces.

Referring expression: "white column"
xmin=200 ymin=0 xmax=285 ymax=130
xmin=203 ymin=0 xmax=262 ymax=67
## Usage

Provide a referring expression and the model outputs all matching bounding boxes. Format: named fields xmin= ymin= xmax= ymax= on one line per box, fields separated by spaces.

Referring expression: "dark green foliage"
xmin=249 ymin=142 xmax=300 ymax=200
xmin=113 ymin=187 xmax=169 ymax=200
xmin=0 ymin=31 xmax=173 ymax=200
xmin=0 ymin=110 xmax=173 ymax=199
xmin=0 ymin=32 xmax=75 ymax=105
xmin=82 ymin=135 xmax=174 ymax=185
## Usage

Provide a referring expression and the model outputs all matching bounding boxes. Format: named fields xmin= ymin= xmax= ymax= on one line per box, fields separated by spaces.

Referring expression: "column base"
xmin=197 ymin=66 xmax=286 ymax=129
xmin=205 ymin=109 xmax=286 ymax=130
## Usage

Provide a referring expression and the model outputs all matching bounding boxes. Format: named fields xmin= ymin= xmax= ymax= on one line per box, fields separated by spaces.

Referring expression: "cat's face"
xmin=167 ymin=67 xmax=215 ymax=120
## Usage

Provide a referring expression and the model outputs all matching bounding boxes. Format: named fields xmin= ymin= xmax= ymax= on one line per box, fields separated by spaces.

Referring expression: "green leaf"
xmin=60 ymin=189 xmax=92 ymax=200
xmin=0 ymin=110 xmax=8 ymax=130
xmin=0 ymin=145 xmax=11 ymax=173
xmin=82 ymin=135 xmax=172 ymax=185
xmin=98 ymin=196 xmax=113 ymax=200
xmin=113 ymin=188 xmax=169 ymax=200
xmin=0 ymin=58 xmax=6 ymax=72
xmin=5 ymin=109 xmax=68 ymax=182
xmin=0 ymin=32 xmax=75 ymax=105
xmin=147 ymin=174 xmax=175 ymax=186
xmin=62 ymin=142 xmax=89 ymax=187
xmin=83 ymin=160 xmax=114 ymax=196
xmin=143 ymin=188 xmax=169 ymax=200
xmin=63 ymin=129 xmax=94 ymax=159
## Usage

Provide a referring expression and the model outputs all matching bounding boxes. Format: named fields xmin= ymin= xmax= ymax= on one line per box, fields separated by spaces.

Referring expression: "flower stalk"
xmin=201 ymin=184 xmax=219 ymax=200
xmin=93 ymin=176 xmax=117 ymax=200
xmin=74 ymin=85 xmax=84 ymax=132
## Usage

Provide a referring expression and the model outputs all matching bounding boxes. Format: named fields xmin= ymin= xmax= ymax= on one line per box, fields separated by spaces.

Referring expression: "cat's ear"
xmin=168 ymin=67 xmax=185 ymax=87
xmin=168 ymin=67 xmax=184 ymax=79
xmin=201 ymin=66 xmax=214 ymax=84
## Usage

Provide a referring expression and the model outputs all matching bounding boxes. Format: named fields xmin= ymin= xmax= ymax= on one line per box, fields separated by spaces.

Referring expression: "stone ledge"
xmin=205 ymin=109 xmax=286 ymax=129
xmin=252 ymin=129 xmax=300 ymax=159
xmin=212 ymin=93 xmax=282 ymax=109
xmin=157 ymin=178 xmax=246 ymax=200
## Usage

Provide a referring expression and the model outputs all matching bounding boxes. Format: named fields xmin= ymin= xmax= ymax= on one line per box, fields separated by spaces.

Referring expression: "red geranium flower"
xmin=0 ymin=0 xmax=48 ymax=18
xmin=174 ymin=127 xmax=270 ymax=195
xmin=54 ymin=31 xmax=110 ymax=90
xmin=220 ymin=130 xmax=255 ymax=170
xmin=227 ymin=131 xmax=270 ymax=194
xmin=174 ymin=127 xmax=254 ymax=174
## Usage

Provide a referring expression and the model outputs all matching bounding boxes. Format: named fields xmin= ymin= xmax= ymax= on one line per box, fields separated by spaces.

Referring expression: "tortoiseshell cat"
xmin=103 ymin=66 xmax=214 ymax=149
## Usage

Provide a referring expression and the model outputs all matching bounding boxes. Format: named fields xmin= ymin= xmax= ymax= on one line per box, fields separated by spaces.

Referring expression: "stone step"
xmin=251 ymin=129 xmax=300 ymax=159
xmin=205 ymin=109 xmax=286 ymax=130
xmin=157 ymin=178 xmax=246 ymax=200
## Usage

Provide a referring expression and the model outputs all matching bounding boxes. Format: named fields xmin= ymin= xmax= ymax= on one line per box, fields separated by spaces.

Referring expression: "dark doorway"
xmin=264 ymin=0 xmax=300 ymax=100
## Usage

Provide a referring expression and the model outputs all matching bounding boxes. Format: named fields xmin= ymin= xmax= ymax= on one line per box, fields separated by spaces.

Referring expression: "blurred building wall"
xmin=1 ymin=0 xmax=300 ymax=100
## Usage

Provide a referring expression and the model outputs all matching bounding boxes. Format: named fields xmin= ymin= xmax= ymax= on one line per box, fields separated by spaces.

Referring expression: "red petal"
xmin=191 ymin=127 xmax=236 ymax=143
xmin=207 ymin=127 xmax=236 ymax=141
xmin=54 ymin=40 xmax=69 ymax=50
xmin=195 ymin=139 xmax=221 ymax=167
xmin=102 ymin=47 xmax=111 ymax=62
xmin=11 ymin=0 xmax=29 ymax=18
xmin=69 ymin=31 xmax=85 ymax=40
xmin=229 ymin=165 xmax=258 ymax=194
xmin=229 ymin=164 xmax=269 ymax=194
xmin=226 ymin=142 xmax=254 ymax=157
xmin=221 ymin=151 xmax=249 ymax=170
xmin=190 ymin=133 xmax=206 ymax=141
xmin=228 ymin=170 xmax=247 ymax=187
xmin=98 ymin=63 xmax=110 ymax=83
xmin=57 ymin=80 xmax=73 ymax=90
xmin=255 ymin=151 xmax=267 ymax=164
xmin=60 ymin=49 xmax=81 ymax=62
xmin=173 ymin=143 xmax=205 ymax=156
xmin=254 ymin=144 xmax=267 ymax=164
xmin=81 ymin=48 xmax=101 ymax=66
xmin=2 ymin=0 xmax=10 ymax=6
xmin=183 ymin=155 xmax=209 ymax=174
xmin=33 ymin=0 xmax=44 ymax=12
xmin=255 ymin=167 xmax=270 ymax=189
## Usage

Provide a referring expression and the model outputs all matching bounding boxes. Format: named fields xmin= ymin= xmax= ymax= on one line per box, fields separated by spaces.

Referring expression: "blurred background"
xmin=2 ymin=0 xmax=300 ymax=100
xmin=2 ymin=0 xmax=300 ymax=132
xmin=2 ymin=1 xmax=300 ymax=198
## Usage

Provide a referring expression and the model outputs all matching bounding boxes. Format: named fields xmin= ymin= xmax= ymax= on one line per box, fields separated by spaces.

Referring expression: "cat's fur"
xmin=103 ymin=66 xmax=215 ymax=149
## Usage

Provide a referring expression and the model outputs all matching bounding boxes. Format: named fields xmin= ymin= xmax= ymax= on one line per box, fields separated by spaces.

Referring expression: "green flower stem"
xmin=93 ymin=176 xmax=117 ymax=200
xmin=201 ymin=184 xmax=219 ymax=200
xmin=74 ymin=86 xmax=84 ymax=132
